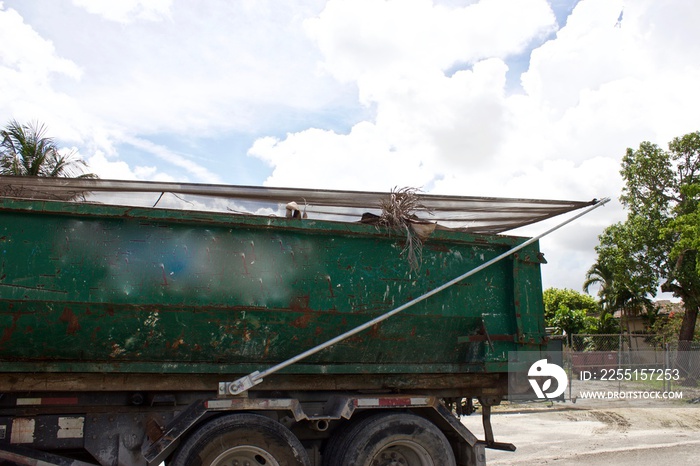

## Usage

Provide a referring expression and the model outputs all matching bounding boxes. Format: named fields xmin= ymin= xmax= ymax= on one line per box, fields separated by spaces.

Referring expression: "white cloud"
xmin=0 ymin=3 xmax=126 ymax=167
xmin=245 ymin=0 xmax=700 ymax=291
xmin=305 ymin=0 xmax=556 ymax=86
xmin=250 ymin=123 xmax=430 ymax=190
xmin=60 ymin=1 xmax=342 ymax=136
xmin=86 ymin=150 xmax=180 ymax=182
xmin=122 ymin=137 xmax=222 ymax=184
xmin=253 ymin=0 xmax=557 ymax=190
xmin=4 ymin=0 xmax=700 ymax=292
xmin=2 ymin=1 xmax=341 ymax=183
xmin=521 ymin=0 xmax=633 ymax=111
xmin=251 ymin=0 xmax=700 ymax=203
xmin=86 ymin=151 xmax=145 ymax=180
xmin=0 ymin=3 xmax=83 ymax=129
xmin=72 ymin=0 xmax=173 ymax=23
xmin=0 ymin=4 xmax=81 ymax=81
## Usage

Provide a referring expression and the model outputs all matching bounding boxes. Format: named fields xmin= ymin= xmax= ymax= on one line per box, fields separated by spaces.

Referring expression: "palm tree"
xmin=0 ymin=119 xmax=97 ymax=178
xmin=584 ymin=259 xmax=652 ymax=344
xmin=583 ymin=261 xmax=616 ymax=313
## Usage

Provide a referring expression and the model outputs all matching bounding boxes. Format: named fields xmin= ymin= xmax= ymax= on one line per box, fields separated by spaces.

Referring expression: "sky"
xmin=2 ymin=0 xmax=700 ymax=296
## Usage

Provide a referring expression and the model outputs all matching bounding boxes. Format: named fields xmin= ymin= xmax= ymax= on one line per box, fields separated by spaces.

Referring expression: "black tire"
xmin=322 ymin=416 xmax=360 ymax=466
xmin=170 ymin=413 xmax=310 ymax=466
xmin=323 ymin=412 xmax=456 ymax=466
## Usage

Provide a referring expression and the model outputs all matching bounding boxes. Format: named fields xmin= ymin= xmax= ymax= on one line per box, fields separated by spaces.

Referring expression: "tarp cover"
xmin=0 ymin=176 xmax=596 ymax=234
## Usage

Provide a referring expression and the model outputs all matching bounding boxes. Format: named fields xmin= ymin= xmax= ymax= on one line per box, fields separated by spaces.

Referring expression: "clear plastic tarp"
xmin=0 ymin=176 xmax=597 ymax=234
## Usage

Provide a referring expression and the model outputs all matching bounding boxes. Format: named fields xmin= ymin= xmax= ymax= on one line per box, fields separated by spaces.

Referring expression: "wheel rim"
xmin=210 ymin=445 xmax=281 ymax=466
xmin=368 ymin=440 xmax=435 ymax=466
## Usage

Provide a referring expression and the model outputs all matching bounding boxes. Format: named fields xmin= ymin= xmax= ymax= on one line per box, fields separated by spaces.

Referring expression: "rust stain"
xmin=0 ymin=313 xmax=19 ymax=346
xmin=171 ymin=338 xmax=184 ymax=349
xmin=344 ymin=334 xmax=364 ymax=344
xmin=289 ymin=295 xmax=310 ymax=312
xmin=249 ymin=241 xmax=256 ymax=262
xmin=326 ymin=276 xmax=335 ymax=298
xmin=160 ymin=264 xmax=169 ymax=286
xmin=170 ymin=331 xmax=186 ymax=350
xmin=263 ymin=337 xmax=271 ymax=358
xmin=240 ymin=253 xmax=249 ymax=275
xmin=290 ymin=312 xmax=313 ymax=329
xmin=426 ymin=243 xmax=450 ymax=252
xmin=59 ymin=307 xmax=81 ymax=335
xmin=289 ymin=296 xmax=313 ymax=329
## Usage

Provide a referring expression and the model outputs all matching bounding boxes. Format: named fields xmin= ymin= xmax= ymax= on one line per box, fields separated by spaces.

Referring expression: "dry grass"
xmin=378 ymin=187 xmax=433 ymax=271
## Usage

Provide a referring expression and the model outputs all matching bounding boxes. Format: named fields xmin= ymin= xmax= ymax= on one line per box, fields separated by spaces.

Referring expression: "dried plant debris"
xmin=378 ymin=187 xmax=435 ymax=271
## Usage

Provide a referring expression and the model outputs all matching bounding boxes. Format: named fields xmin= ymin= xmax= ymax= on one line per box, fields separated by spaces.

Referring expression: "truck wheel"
xmin=170 ymin=413 xmax=310 ymax=466
xmin=323 ymin=412 xmax=456 ymax=466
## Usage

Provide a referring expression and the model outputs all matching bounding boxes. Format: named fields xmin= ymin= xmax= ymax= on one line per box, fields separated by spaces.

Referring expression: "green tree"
xmin=583 ymin=252 xmax=652 ymax=340
xmin=583 ymin=257 xmax=651 ymax=317
xmin=652 ymin=310 xmax=700 ymax=346
xmin=591 ymin=131 xmax=700 ymax=348
xmin=550 ymin=307 xmax=591 ymax=336
xmin=583 ymin=261 xmax=616 ymax=311
xmin=590 ymin=312 xmax=621 ymax=334
xmin=0 ymin=119 xmax=96 ymax=178
xmin=543 ymin=288 xmax=599 ymax=334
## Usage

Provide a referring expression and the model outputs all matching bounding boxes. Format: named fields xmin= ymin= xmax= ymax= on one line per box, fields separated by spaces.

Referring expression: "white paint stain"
xmin=10 ymin=419 xmax=34 ymax=444
xmin=57 ymin=417 xmax=84 ymax=439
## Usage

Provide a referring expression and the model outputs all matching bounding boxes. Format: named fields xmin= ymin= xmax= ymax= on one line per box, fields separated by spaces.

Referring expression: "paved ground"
xmin=461 ymin=398 xmax=700 ymax=465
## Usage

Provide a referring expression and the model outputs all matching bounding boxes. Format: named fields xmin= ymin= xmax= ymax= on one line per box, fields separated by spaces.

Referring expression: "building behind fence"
xmin=563 ymin=334 xmax=700 ymax=398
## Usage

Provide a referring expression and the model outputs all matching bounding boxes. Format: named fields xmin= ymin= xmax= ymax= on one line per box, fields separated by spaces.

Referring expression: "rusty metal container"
xmin=0 ymin=179 xmax=560 ymax=394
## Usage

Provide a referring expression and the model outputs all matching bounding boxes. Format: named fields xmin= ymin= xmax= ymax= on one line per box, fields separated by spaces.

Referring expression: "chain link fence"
xmin=563 ymin=334 xmax=700 ymax=400
xmin=568 ymin=333 xmax=666 ymax=352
